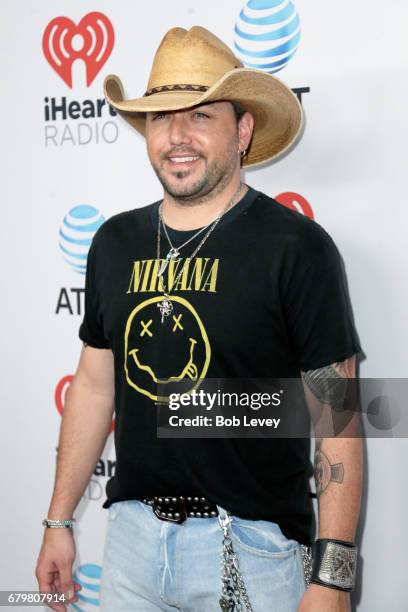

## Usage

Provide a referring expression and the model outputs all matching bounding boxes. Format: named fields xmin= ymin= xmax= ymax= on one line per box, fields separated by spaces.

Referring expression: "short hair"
xmin=231 ymin=101 xmax=246 ymax=124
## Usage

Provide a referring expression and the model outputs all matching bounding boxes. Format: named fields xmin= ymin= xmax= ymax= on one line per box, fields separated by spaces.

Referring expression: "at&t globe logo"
xmin=234 ymin=0 xmax=301 ymax=73
xmin=72 ymin=564 xmax=102 ymax=611
xmin=59 ymin=205 xmax=105 ymax=274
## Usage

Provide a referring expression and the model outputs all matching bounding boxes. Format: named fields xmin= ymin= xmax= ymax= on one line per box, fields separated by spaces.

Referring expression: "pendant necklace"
xmin=156 ymin=182 xmax=244 ymax=323
xmin=157 ymin=213 xmax=216 ymax=277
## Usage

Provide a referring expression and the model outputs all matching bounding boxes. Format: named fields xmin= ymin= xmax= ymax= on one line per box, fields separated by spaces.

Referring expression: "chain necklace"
xmin=159 ymin=212 xmax=216 ymax=274
xmin=156 ymin=182 xmax=244 ymax=323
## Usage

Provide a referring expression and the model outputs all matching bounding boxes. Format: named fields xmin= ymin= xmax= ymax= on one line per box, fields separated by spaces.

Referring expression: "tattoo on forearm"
xmin=302 ymin=361 xmax=351 ymax=411
xmin=314 ymin=438 xmax=344 ymax=496
xmin=302 ymin=359 xmax=353 ymax=494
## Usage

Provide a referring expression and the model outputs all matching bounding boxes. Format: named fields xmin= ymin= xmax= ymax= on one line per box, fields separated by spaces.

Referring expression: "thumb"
xmin=58 ymin=562 xmax=76 ymax=600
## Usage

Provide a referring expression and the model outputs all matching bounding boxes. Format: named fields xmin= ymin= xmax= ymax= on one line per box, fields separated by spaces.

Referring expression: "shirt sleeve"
xmin=282 ymin=228 xmax=362 ymax=371
xmin=78 ymin=237 xmax=110 ymax=349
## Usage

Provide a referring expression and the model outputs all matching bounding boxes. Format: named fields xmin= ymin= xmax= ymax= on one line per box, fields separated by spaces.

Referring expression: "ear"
xmin=238 ymin=111 xmax=255 ymax=152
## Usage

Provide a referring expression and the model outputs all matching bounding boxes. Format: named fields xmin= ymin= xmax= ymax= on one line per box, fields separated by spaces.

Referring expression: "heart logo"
xmin=55 ymin=375 xmax=115 ymax=433
xmin=274 ymin=192 xmax=314 ymax=219
xmin=42 ymin=12 xmax=115 ymax=88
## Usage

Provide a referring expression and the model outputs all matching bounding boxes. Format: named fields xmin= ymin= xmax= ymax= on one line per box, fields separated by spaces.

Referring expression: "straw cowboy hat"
xmin=104 ymin=26 xmax=303 ymax=167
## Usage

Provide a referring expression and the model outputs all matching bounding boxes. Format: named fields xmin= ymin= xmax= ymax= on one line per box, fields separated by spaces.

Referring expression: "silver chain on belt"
xmin=219 ymin=513 xmax=254 ymax=611
xmin=218 ymin=512 xmax=313 ymax=611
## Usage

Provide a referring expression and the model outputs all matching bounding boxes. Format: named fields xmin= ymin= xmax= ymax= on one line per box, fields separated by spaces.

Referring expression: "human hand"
xmin=297 ymin=583 xmax=351 ymax=612
xmin=35 ymin=528 xmax=81 ymax=611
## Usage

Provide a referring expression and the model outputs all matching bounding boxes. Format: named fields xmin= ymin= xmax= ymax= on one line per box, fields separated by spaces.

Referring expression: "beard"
xmin=150 ymin=136 xmax=240 ymax=206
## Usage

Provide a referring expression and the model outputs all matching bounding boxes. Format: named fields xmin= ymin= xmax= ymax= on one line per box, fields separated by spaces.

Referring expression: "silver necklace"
xmin=156 ymin=182 xmax=244 ymax=323
xmin=158 ymin=212 xmax=216 ymax=276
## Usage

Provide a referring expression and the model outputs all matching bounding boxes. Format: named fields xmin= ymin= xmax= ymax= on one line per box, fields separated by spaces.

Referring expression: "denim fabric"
xmin=100 ymin=500 xmax=306 ymax=611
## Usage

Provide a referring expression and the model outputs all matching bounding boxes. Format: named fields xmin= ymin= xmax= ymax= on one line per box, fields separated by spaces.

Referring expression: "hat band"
xmin=144 ymin=84 xmax=209 ymax=97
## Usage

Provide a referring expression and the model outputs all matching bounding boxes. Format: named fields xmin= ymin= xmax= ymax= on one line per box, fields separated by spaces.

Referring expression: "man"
xmin=36 ymin=26 xmax=363 ymax=611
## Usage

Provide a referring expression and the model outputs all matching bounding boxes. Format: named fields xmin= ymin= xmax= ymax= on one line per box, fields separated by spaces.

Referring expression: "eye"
xmin=152 ymin=112 xmax=167 ymax=121
xmin=172 ymin=314 xmax=183 ymax=332
xmin=193 ymin=111 xmax=210 ymax=119
xmin=140 ymin=319 xmax=153 ymax=337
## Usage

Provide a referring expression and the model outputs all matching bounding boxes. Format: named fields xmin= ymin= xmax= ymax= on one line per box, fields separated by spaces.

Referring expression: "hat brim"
xmin=104 ymin=68 xmax=303 ymax=168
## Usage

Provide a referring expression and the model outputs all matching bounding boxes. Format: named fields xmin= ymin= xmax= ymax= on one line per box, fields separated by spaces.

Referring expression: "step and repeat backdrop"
xmin=1 ymin=1 xmax=407 ymax=610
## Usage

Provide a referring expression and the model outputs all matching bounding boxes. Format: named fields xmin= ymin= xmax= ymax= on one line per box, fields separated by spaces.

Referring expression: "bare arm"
xmin=301 ymin=355 xmax=363 ymax=541
xmin=36 ymin=344 xmax=115 ymax=611
xmin=297 ymin=356 xmax=363 ymax=612
xmin=47 ymin=344 xmax=115 ymax=518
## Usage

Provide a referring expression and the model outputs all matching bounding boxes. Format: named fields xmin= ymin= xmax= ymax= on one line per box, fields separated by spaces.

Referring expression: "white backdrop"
xmin=1 ymin=1 xmax=407 ymax=610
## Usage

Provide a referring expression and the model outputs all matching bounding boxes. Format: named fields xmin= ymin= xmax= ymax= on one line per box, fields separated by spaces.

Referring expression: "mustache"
xmin=162 ymin=149 xmax=203 ymax=159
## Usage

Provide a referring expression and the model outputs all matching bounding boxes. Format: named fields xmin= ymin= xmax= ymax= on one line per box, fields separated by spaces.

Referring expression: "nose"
xmin=168 ymin=113 xmax=192 ymax=146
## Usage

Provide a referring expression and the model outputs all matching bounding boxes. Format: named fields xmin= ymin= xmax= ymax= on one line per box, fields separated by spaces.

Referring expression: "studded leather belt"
xmin=141 ymin=496 xmax=219 ymax=524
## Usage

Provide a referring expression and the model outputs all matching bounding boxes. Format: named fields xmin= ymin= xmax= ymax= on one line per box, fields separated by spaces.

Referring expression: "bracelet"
xmin=42 ymin=518 xmax=76 ymax=528
xmin=310 ymin=538 xmax=358 ymax=592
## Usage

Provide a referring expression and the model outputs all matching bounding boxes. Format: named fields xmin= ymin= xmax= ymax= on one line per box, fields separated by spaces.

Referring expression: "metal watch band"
xmin=311 ymin=538 xmax=358 ymax=592
xmin=42 ymin=518 xmax=76 ymax=528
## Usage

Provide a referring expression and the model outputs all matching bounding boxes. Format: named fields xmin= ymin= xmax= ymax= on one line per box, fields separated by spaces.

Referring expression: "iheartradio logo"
xmin=274 ymin=192 xmax=314 ymax=219
xmin=42 ymin=12 xmax=115 ymax=88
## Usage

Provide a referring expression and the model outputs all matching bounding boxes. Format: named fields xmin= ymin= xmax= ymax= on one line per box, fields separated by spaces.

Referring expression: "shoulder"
xmin=252 ymin=191 xmax=341 ymax=267
xmin=90 ymin=201 xmax=158 ymax=247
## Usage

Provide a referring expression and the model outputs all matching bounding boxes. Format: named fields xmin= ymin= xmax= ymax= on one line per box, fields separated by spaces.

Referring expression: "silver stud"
xmin=158 ymin=497 xmax=163 ymax=503
xmin=211 ymin=511 xmax=217 ymax=517
xmin=200 ymin=497 xmax=206 ymax=502
xmin=189 ymin=512 xmax=195 ymax=517
xmin=195 ymin=512 xmax=202 ymax=517
xmin=194 ymin=496 xmax=199 ymax=502
xmin=174 ymin=512 xmax=180 ymax=518
xmin=164 ymin=498 xmax=170 ymax=504
xmin=167 ymin=512 xmax=173 ymax=518
xmin=187 ymin=497 xmax=192 ymax=502
xmin=172 ymin=497 xmax=177 ymax=503
xmin=203 ymin=512 xmax=209 ymax=518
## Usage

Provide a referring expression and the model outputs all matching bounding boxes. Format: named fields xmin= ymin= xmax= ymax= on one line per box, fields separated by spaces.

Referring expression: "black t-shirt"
xmin=79 ymin=185 xmax=362 ymax=545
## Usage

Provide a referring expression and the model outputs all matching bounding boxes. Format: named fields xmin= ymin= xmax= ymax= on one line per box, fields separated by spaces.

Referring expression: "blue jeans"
xmin=100 ymin=500 xmax=306 ymax=611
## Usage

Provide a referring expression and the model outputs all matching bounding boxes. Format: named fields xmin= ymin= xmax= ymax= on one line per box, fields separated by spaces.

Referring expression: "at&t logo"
xmin=59 ymin=205 xmax=105 ymax=275
xmin=72 ymin=564 xmax=102 ymax=610
xmin=56 ymin=204 xmax=104 ymax=317
xmin=234 ymin=1 xmax=309 ymax=107
xmin=234 ymin=0 xmax=301 ymax=74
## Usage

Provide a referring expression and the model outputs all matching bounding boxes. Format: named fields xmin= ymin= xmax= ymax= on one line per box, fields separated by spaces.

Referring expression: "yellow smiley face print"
xmin=124 ymin=295 xmax=211 ymax=402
